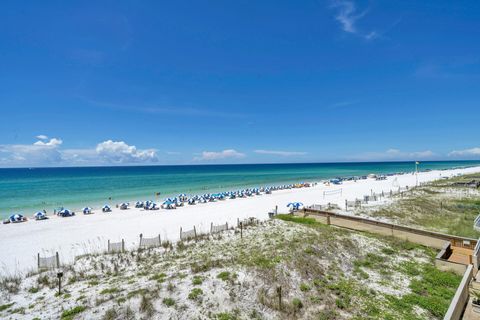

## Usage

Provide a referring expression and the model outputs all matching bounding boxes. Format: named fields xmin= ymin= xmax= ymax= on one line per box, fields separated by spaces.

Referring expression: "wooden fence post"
xmin=210 ymin=222 xmax=213 ymax=234
xmin=121 ymin=239 xmax=125 ymax=252
xmin=180 ymin=227 xmax=182 ymax=240
xmin=194 ymin=226 xmax=197 ymax=242
xmin=277 ymin=286 xmax=282 ymax=310
xmin=158 ymin=234 xmax=161 ymax=246
xmin=240 ymin=222 xmax=243 ymax=239
xmin=345 ymin=199 xmax=348 ymax=211
xmin=56 ymin=252 xmax=60 ymax=268
xmin=108 ymin=240 xmax=110 ymax=252
xmin=37 ymin=253 xmax=40 ymax=269
xmin=139 ymin=233 xmax=143 ymax=248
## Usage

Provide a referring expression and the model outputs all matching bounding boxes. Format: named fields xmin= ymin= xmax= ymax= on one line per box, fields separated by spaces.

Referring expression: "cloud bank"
xmin=352 ymin=148 xmax=436 ymax=161
xmin=449 ymin=147 xmax=480 ymax=158
xmin=194 ymin=149 xmax=246 ymax=161
xmin=0 ymin=137 xmax=158 ymax=167
xmin=254 ymin=150 xmax=307 ymax=157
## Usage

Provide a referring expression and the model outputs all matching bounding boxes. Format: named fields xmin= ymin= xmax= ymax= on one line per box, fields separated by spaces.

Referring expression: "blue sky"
xmin=1 ymin=0 xmax=480 ymax=167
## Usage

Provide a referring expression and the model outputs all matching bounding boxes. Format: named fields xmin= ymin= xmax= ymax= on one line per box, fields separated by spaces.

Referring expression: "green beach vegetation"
xmin=0 ymin=214 xmax=461 ymax=319
xmin=359 ymin=172 xmax=480 ymax=237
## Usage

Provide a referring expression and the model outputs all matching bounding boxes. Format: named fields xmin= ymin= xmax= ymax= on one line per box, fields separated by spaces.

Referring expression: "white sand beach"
xmin=1 ymin=166 xmax=480 ymax=275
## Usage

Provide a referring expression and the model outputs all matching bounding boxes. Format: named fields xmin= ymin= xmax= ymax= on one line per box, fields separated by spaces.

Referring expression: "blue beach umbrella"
xmin=34 ymin=211 xmax=47 ymax=220
xmin=9 ymin=214 xmax=23 ymax=222
xmin=287 ymin=202 xmax=303 ymax=209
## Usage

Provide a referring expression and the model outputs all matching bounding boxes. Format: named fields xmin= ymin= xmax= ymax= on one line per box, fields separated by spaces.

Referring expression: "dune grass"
xmin=364 ymin=173 xmax=480 ymax=238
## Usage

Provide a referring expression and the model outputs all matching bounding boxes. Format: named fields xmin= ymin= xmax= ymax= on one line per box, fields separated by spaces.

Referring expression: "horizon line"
xmin=1 ymin=159 xmax=479 ymax=170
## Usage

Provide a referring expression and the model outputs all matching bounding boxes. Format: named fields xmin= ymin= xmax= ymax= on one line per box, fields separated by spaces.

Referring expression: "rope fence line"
xmin=344 ymin=186 xmax=412 ymax=211
xmin=31 ymin=215 xmax=270 ymax=273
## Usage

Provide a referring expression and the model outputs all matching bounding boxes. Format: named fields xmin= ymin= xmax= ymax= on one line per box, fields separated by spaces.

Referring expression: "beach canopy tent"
xmin=102 ymin=205 xmax=112 ymax=212
xmin=34 ymin=211 xmax=48 ymax=220
xmin=147 ymin=202 xmax=159 ymax=210
xmin=119 ymin=203 xmax=129 ymax=210
xmin=58 ymin=209 xmax=74 ymax=217
xmin=8 ymin=214 xmax=26 ymax=223
xmin=135 ymin=201 xmax=144 ymax=208
xmin=162 ymin=200 xmax=176 ymax=209
xmin=83 ymin=207 xmax=92 ymax=214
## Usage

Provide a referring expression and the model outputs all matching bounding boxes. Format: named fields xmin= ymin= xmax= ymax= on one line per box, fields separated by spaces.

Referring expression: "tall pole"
xmin=415 ymin=161 xmax=418 ymax=186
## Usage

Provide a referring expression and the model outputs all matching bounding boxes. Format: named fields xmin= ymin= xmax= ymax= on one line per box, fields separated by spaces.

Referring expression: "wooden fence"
xmin=443 ymin=264 xmax=474 ymax=320
xmin=38 ymin=252 xmax=60 ymax=270
xmin=108 ymin=239 xmax=125 ymax=253
xmin=303 ymin=207 xmax=477 ymax=250
xmin=180 ymin=226 xmax=197 ymax=241
xmin=211 ymin=222 xmax=228 ymax=234
xmin=139 ymin=234 xmax=161 ymax=249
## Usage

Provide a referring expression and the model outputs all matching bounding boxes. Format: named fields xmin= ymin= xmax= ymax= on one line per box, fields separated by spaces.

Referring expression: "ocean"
xmin=0 ymin=161 xmax=478 ymax=218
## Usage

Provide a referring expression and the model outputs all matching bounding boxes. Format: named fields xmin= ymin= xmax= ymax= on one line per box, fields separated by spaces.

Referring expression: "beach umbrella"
xmin=59 ymin=209 xmax=74 ymax=217
xmin=34 ymin=212 xmax=47 ymax=220
xmin=9 ymin=214 xmax=23 ymax=221
xmin=287 ymin=202 xmax=303 ymax=209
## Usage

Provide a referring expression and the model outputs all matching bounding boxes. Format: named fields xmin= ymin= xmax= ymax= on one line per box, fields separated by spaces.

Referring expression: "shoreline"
xmin=4 ymin=164 xmax=478 ymax=217
xmin=1 ymin=161 xmax=478 ymax=216
xmin=1 ymin=166 xmax=480 ymax=275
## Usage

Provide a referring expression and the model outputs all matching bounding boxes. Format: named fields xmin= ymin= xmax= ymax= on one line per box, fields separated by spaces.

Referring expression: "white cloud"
xmin=0 ymin=138 xmax=158 ymax=167
xmin=33 ymin=138 xmax=63 ymax=147
xmin=36 ymin=135 xmax=48 ymax=140
xmin=448 ymin=147 xmax=480 ymax=157
xmin=332 ymin=0 xmax=361 ymax=33
xmin=95 ymin=140 xmax=157 ymax=163
xmin=254 ymin=150 xmax=307 ymax=157
xmin=353 ymin=148 xmax=436 ymax=161
xmin=0 ymin=137 xmax=64 ymax=166
xmin=330 ymin=0 xmax=377 ymax=40
xmin=194 ymin=149 xmax=246 ymax=161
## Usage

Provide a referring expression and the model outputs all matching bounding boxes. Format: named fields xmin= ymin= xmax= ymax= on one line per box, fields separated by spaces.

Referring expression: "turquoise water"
xmin=0 ymin=161 xmax=479 ymax=218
